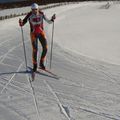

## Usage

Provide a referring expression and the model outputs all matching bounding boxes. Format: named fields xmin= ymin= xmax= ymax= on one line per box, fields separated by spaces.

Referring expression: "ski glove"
xmin=19 ymin=18 xmax=23 ymax=27
xmin=51 ymin=14 xmax=56 ymax=22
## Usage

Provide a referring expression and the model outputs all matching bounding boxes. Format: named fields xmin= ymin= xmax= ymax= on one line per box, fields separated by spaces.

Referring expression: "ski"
xmin=28 ymin=67 xmax=60 ymax=81
xmin=38 ymin=67 xmax=60 ymax=79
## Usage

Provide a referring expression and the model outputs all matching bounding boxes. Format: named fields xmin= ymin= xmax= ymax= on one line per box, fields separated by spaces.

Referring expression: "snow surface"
xmin=1 ymin=2 xmax=120 ymax=120
xmin=0 ymin=4 xmax=58 ymax=16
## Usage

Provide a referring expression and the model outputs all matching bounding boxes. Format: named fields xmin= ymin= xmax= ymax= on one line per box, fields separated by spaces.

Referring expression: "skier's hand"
xmin=51 ymin=14 xmax=56 ymax=22
xmin=19 ymin=18 xmax=23 ymax=27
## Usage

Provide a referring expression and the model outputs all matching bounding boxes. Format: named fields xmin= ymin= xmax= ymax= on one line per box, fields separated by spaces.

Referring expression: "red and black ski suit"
xmin=22 ymin=11 xmax=53 ymax=68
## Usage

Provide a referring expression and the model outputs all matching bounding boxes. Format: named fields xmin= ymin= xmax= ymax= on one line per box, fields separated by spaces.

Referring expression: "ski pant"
xmin=30 ymin=32 xmax=48 ymax=66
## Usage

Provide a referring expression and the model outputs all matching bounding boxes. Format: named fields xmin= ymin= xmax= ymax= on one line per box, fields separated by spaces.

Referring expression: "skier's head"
xmin=31 ymin=3 xmax=39 ymax=14
xmin=31 ymin=3 xmax=39 ymax=10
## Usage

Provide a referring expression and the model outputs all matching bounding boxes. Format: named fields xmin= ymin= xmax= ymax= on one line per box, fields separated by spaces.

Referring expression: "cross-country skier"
xmin=19 ymin=3 xmax=56 ymax=72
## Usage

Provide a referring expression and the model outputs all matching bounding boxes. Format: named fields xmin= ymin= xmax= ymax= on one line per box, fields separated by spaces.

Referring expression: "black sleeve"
xmin=23 ymin=12 xmax=32 ymax=25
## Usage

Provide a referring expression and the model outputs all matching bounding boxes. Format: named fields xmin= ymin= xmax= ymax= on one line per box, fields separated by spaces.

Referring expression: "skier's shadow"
xmin=0 ymin=70 xmax=28 ymax=76
xmin=0 ymin=67 xmax=59 ymax=80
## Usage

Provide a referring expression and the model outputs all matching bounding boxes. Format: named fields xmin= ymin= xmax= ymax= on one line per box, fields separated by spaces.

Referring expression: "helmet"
xmin=31 ymin=3 xmax=39 ymax=9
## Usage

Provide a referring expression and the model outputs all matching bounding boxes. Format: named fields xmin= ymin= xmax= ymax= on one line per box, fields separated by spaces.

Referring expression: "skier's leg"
xmin=30 ymin=33 xmax=38 ymax=71
xmin=39 ymin=34 xmax=48 ymax=69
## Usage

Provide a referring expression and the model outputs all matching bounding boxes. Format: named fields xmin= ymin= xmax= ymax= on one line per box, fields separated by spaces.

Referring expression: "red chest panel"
xmin=32 ymin=17 xmax=41 ymax=22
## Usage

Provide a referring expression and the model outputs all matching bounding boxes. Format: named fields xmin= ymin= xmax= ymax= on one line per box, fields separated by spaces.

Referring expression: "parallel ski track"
xmin=0 ymin=62 xmax=24 ymax=94
xmin=59 ymin=75 xmax=120 ymax=97
xmin=1 ymin=44 xmax=119 ymax=120
xmin=0 ymin=45 xmax=41 ymax=120
xmin=42 ymin=76 xmax=71 ymax=120
xmin=75 ymin=106 xmax=120 ymax=120
xmin=53 ymin=80 xmax=120 ymax=120
xmin=0 ymin=42 xmax=23 ymax=63
xmin=0 ymin=101 xmax=30 ymax=120
xmin=47 ymin=73 xmax=120 ymax=120
xmin=0 ymin=35 xmax=29 ymax=64
xmin=26 ymin=73 xmax=41 ymax=120
xmin=0 ymin=37 xmax=15 ymax=47
xmin=0 ymin=77 xmax=32 ymax=95
xmin=0 ymin=62 xmax=18 ymax=69
xmin=0 ymin=38 xmax=33 ymax=95
xmin=25 ymin=70 xmax=71 ymax=120
xmin=54 ymin=51 xmax=120 ymax=120
xmin=59 ymin=50 xmax=120 ymax=86
xmin=0 ymin=38 xmax=33 ymax=94
xmin=0 ymin=35 xmax=70 ymax=120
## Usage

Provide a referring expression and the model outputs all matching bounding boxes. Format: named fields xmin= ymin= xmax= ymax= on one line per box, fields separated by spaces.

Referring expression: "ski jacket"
xmin=23 ymin=11 xmax=52 ymax=34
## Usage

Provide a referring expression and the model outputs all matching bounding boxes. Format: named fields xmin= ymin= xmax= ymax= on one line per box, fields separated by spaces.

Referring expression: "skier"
xmin=19 ymin=3 xmax=56 ymax=72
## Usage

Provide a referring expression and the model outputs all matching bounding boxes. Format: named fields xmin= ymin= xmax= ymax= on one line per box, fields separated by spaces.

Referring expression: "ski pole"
xmin=50 ymin=21 xmax=55 ymax=69
xmin=20 ymin=26 xmax=27 ymax=70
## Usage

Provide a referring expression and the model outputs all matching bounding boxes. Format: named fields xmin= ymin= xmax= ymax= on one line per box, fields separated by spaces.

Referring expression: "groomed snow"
xmin=0 ymin=2 xmax=120 ymax=120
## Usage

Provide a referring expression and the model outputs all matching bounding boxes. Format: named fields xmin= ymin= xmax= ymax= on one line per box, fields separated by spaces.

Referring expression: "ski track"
xmin=48 ymin=71 xmax=120 ymax=120
xmin=26 ymin=74 xmax=41 ymax=120
xmin=0 ymin=42 xmax=69 ymax=119
xmin=0 ymin=62 xmax=18 ymax=69
xmin=74 ymin=106 xmax=120 ymax=120
xmin=0 ymin=77 xmax=32 ymax=95
xmin=57 ymin=48 xmax=120 ymax=86
xmin=43 ymin=78 xmax=71 ymax=120
xmin=0 ymin=62 xmax=24 ymax=94
xmin=0 ymin=41 xmax=28 ymax=63
xmin=0 ymin=102 xmax=30 ymax=120
xmin=51 ymin=48 xmax=120 ymax=120
xmin=1 ymin=2 xmax=120 ymax=120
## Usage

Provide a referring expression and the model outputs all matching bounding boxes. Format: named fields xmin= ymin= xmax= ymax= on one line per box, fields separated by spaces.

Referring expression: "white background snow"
xmin=0 ymin=1 xmax=120 ymax=120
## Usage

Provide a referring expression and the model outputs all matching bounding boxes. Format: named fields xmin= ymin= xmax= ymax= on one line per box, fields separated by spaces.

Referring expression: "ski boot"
xmin=33 ymin=64 xmax=37 ymax=72
xmin=39 ymin=61 xmax=45 ymax=70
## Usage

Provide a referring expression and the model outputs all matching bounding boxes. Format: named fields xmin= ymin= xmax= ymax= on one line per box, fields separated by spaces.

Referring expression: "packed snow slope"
xmin=53 ymin=2 xmax=120 ymax=65
xmin=0 ymin=2 xmax=120 ymax=120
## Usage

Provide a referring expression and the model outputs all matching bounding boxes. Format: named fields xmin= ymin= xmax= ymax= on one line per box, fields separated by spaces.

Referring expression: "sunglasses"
xmin=32 ymin=9 xmax=38 ymax=11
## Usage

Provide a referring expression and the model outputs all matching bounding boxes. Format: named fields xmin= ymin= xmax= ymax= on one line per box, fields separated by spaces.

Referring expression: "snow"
xmin=0 ymin=1 xmax=120 ymax=120
xmin=0 ymin=3 xmax=62 ymax=16
xmin=0 ymin=6 xmax=31 ymax=16
xmin=54 ymin=2 xmax=120 ymax=65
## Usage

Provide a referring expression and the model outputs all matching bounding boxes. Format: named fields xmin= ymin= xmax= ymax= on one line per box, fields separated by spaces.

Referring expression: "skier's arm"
xmin=19 ymin=12 xmax=32 ymax=26
xmin=43 ymin=13 xmax=56 ymax=24
xmin=23 ymin=12 xmax=32 ymax=25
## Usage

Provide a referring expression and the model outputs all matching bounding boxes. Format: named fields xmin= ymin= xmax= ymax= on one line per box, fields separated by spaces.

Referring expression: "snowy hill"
xmin=0 ymin=2 xmax=120 ymax=120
